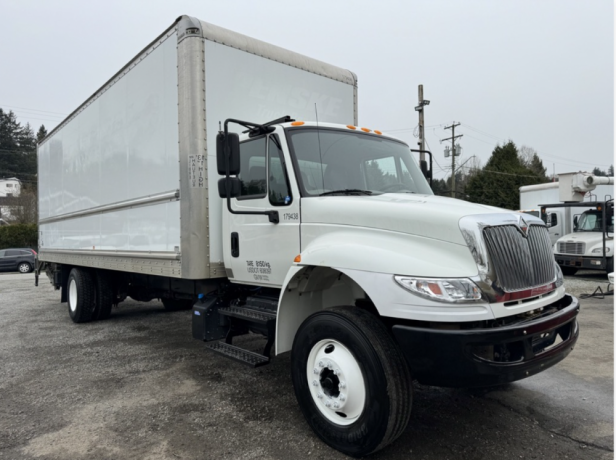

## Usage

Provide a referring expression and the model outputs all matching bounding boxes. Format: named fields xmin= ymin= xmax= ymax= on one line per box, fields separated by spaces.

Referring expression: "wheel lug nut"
xmin=327 ymin=363 xmax=333 ymax=369
xmin=339 ymin=382 xmax=346 ymax=389
xmin=312 ymin=380 xmax=318 ymax=387
xmin=318 ymin=361 xmax=324 ymax=368
xmin=317 ymin=392 xmax=323 ymax=399
xmin=325 ymin=401 xmax=331 ymax=408
xmin=339 ymin=394 xmax=346 ymax=402
xmin=333 ymin=402 xmax=340 ymax=409
xmin=333 ymin=368 xmax=340 ymax=376
xmin=313 ymin=368 xmax=319 ymax=375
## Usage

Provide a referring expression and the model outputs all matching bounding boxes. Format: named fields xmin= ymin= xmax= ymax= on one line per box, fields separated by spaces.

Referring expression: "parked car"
xmin=0 ymin=248 xmax=36 ymax=273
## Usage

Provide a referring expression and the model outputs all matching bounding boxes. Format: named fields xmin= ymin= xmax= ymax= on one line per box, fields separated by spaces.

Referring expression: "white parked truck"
xmin=37 ymin=15 xmax=580 ymax=457
xmin=519 ymin=180 xmax=614 ymax=245
xmin=536 ymin=173 xmax=614 ymax=275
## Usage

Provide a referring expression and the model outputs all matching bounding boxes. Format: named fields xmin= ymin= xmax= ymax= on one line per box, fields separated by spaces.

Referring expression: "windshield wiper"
xmin=319 ymin=189 xmax=373 ymax=196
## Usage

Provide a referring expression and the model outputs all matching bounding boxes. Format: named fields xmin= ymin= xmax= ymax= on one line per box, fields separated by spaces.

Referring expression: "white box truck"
xmin=37 ymin=16 xmax=580 ymax=457
xmin=520 ymin=181 xmax=614 ymax=245
xmin=528 ymin=173 xmax=614 ymax=275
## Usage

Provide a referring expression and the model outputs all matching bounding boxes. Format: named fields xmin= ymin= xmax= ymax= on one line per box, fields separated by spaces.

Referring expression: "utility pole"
xmin=441 ymin=122 xmax=463 ymax=198
xmin=414 ymin=85 xmax=430 ymax=163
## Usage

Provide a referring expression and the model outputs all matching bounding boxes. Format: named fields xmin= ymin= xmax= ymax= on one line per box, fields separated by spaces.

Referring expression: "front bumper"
xmin=556 ymin=254 xmax=608 ymax=270
xmin=392 ymin=294 xmax=579 ymax=387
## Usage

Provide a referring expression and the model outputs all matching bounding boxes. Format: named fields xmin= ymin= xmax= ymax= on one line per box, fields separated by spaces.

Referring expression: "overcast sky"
xmin=1 ymin=0 xmax=613 ymax=179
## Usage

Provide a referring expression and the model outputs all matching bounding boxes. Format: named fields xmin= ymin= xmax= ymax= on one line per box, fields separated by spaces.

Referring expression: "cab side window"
xmin=237 ymin=137 xmax=267 ymax=199
xmin=268 ymin=136 xmax=292 ymax=206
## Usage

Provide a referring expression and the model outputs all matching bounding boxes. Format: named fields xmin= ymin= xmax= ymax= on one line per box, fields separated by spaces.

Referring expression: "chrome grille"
xmin=557 ymin=242 xmax=585 ymax=255
xmin=483 ymin=224 xmax=555 ymax=292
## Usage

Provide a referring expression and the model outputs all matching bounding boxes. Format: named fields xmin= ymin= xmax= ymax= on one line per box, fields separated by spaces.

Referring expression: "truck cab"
xmin=553 ymin=202 xmax=614 ymax=274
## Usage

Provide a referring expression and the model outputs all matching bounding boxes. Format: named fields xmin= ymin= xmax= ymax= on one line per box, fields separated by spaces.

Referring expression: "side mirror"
xmin=218 ymin=177 xmax=241 ymax=198
xmin=216 ymin=132 xmax=240 ymax=175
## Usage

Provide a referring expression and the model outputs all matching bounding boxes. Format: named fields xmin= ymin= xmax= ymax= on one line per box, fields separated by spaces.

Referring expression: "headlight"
xmin=555 ymin=263 xmax=563 ymax=288
xmin=394 ymin=276 xmax=483 ymax=303
xmin=592 ymin=247 xmax=611 ymax=254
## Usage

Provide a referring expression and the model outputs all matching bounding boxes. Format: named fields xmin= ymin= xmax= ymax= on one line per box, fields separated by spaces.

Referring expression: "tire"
xmin=607 ymin=257 xmax=614 ymax=274
xmin=67 ymin=268 xmax=96 ymax=323
xmin=94 ymin=270 xmax=114 ymax=320
xmin=561 ymin=266 xmax=578 ymax=276
xmin=291 ymin=306 xmax=412 ymax=457
xmin=18 ymin=262 xmax=32 ymax=273
xmin=161 ymin=298 xmax=193 ymax=311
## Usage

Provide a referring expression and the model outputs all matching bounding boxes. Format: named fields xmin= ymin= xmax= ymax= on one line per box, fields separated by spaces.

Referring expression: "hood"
xmin=301 ymin=193 xmax=514 ymax=245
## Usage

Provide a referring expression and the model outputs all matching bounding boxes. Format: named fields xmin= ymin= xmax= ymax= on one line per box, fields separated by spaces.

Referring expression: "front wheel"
xmin=291 ymin=306 xmax=412 ymax=457
xmin=18 ymin=262 xmax=32 ymax=273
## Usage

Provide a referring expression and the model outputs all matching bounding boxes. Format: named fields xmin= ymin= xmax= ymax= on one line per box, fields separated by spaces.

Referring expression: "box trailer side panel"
xmin=38 ymin=28 xmax=182 ymax=276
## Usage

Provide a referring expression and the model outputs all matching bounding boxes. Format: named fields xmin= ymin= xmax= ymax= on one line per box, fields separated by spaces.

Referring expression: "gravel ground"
xmin=0 ymin=270 xmax=612 ymax=460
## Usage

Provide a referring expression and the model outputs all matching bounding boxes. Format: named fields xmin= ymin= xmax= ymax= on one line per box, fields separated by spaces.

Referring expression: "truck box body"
xmin=37 ymin=16 xmax=357 ymax=279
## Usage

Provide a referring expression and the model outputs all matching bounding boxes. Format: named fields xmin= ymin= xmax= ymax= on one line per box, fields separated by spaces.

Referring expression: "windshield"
xmin=286 ymin=128 xmax=433 ymax=196
xmin=576 ymin=210 xmax=614 ymax=232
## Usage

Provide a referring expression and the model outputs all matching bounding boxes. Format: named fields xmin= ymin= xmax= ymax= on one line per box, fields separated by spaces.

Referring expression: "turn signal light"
xmin=374 ymin=130 xmax=382 ymax=135
xmin=361 ymin=127 xmax=371 ymax=133
xmin=291 ymin=121 xmax=305 ymax=126
xmin=294 ymin=255 xmax=302 ymax=263
xmin=346 ymin=125 xmax=357 ymax=130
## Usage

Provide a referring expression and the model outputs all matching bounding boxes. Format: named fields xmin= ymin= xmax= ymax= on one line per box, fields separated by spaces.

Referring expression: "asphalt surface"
xmin=0 ymin=270 xmax=612 ymax=460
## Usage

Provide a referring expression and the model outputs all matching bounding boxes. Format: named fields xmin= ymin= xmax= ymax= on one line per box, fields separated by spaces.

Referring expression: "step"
xmin=218 ymin=306 xmax=276 ymax=324
xmin=204 ymin=341 xmax=270 ymax=367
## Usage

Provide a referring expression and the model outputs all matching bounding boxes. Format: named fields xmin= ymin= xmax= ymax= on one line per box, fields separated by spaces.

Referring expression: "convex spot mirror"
xmin=216 ymin=132 xmax=240 ymax=176
xmin=218 ymin=177 xmax=241 ymax=198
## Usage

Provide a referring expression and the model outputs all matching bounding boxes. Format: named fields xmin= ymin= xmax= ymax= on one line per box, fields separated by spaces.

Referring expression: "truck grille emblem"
xmin=518 ymin=216 xmax=529 ymax=237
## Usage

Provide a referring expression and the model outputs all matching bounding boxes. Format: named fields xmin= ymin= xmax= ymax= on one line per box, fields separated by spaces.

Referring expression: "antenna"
xmin=315 ymin=103 xmax=325 ymax=190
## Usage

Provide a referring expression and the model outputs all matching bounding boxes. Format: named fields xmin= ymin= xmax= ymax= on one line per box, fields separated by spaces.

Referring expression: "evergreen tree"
xmin=0 ymin=108 xmax=38 ymax=188
xmin=36 ymin=125 xmax=48 ymax=143
xmin=465 ymin=141 xmax=547 ymax=210
xmin=592 ymin=167 xmax=607 ymax=177
xmin=609 ymin=165 xmax=614 ymax=176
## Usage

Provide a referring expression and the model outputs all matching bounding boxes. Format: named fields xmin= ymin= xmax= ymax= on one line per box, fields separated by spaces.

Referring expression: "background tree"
xmin=0 ymin=108 xmax=39 ymax=193
xmin=36 ymin=125 xmax=48 ymax=143
xmin=592 ymin=167 xmax=607 ymax=176
xmin=609 ymin=165 xmax=614 ymax=176
xmin=465 ymin=141 xmax=547 ymax=209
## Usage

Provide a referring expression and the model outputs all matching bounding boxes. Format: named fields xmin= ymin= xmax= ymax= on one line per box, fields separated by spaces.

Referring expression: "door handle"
xmin=231 ymin=232 xmax=239 ymax=258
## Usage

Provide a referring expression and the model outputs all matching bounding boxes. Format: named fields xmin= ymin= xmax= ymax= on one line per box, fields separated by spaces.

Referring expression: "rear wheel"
xmin=561 ymin=266 xmax=578 ymax=276
xmin=18 ymin=262 xmax=32 ymax=273
xmin=291 ymin=306 xmax=412 ymax=457
xmin=94 ymin=270 xmax=114 ymax=320
xmin=67 ymin=268 xmax=96 ymax=323
xmin=161 ymin=298 xmax=193 ymax=311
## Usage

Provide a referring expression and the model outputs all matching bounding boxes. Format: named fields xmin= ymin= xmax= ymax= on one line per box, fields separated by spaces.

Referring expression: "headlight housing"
xmin=394 ymin=276 xmax=483 ymax=303
xmin=591 ymin=247 xmax=611 ymax=254
xmin=555 ymin=262 xmax=563 ymax=288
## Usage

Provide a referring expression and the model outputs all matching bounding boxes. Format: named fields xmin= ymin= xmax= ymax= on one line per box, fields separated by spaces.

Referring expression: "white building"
xmin=0 ymin=178 xmax=21 ymax=197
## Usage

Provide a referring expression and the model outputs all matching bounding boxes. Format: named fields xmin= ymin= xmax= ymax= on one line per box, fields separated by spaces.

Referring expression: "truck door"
xmin=223 ymin=133 xmax=300 ymax=287
xmin=548 ymin=211 xmax=561 ymax=245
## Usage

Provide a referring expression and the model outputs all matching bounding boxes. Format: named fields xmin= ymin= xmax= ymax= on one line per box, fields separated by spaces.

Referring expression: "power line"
xmin=0 ymin=104 xmax=67 ymax=116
